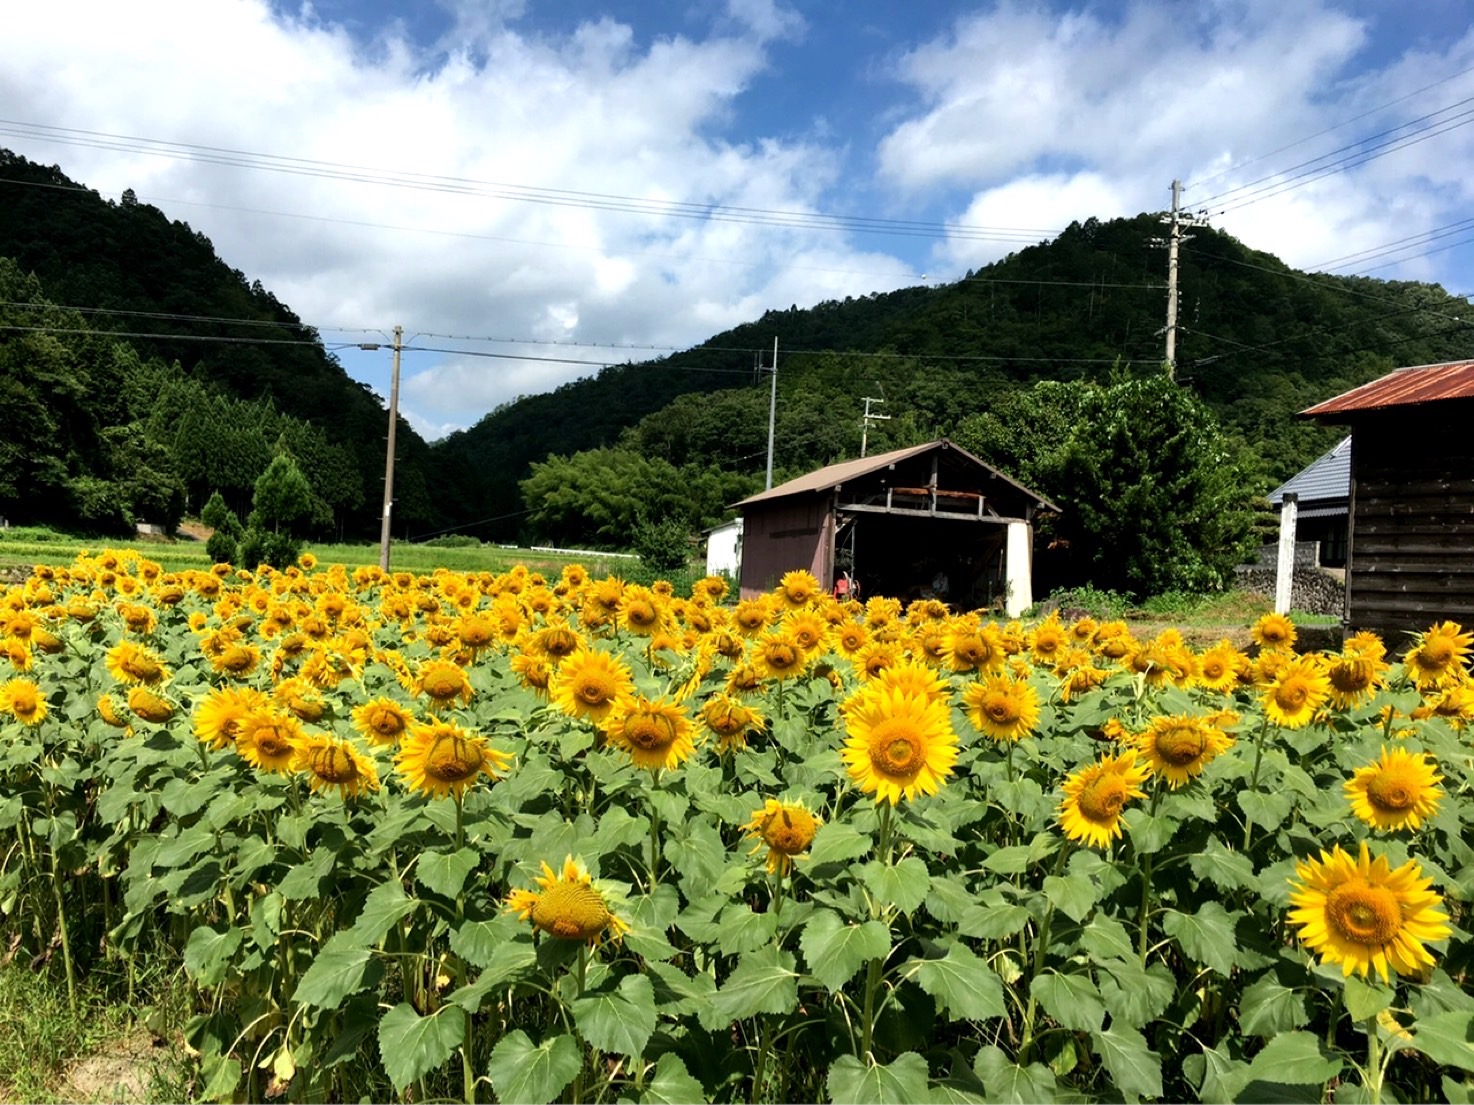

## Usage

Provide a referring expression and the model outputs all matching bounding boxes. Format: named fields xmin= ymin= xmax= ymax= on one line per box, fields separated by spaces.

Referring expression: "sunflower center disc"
xmin=765 ymin=812 xmax=816 ymax=855
xmin=1156 ymin=726 xmax=1208 ymax=765
xmin=312 ymin=747 xmax=358 ymax=784
xmin=1366 ymin=771 xmax=1417 ymax=811
xmin=627 ymin=716 xmax=675 ymax=751
xmin=577 ymin=679 xmax=610 ymax=705
xmin=869 ymin=722 xmax=923 ymax=776
xmin=769 ymin=646 xmax=797 ymax=669
xmin=256 ymin=731 xmax=292 ymax=758
xmin=1277 ymin=682 xmax=1309 ymax=709
xmin=1327 ymin=882 xmax=1403 ymax=945
xmin=1078 ymin=775 xmax=1127 ymax=821
xmin=533 ymin=883 xmax=610 ymax=941
xmin=424 ymin=673 xmax=463 ymax=699
xmin=426 ymin=736 xmax=482 ymax=783
xmin=986 ymin=696 xmax=1017 ymax=724
xmin=369 ymin=708 xmax=404 ymax=736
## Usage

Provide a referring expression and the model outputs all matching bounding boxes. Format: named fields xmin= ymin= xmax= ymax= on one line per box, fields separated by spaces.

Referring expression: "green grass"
xmin=0 ymin=964 xmax=190 ymax=1103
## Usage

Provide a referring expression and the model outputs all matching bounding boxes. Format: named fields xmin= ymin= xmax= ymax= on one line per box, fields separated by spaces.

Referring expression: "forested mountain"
xmin=0 ymin=150 xmax=435 ymax=536
xmin=432 ymin=214 xmax=1473 ymax=542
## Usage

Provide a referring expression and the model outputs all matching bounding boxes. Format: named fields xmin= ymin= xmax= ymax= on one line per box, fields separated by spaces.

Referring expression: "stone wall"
xmin=1234 ymin=564 xmax=1344 ymax=617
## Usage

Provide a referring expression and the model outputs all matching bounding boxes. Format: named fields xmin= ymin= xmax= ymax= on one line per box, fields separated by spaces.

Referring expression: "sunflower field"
xmin=1 ymin=551 xmax=1471 ymax=1104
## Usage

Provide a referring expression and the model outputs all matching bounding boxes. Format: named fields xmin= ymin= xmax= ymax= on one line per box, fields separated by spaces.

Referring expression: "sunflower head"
xmin=700 ymin=692 xmax=765 ymax=753
xmin=549 ymin=648 xmax=634 ymax=724
xmin=962 ymin=674 xmax=1041 ymax=742
xmin=1 ymin=677 xmax=47 ymax=726
xmin=1251 ymin=612 xmax=1297 ymax=651
xmin=1058 ymin=750 xmax=1150 ymax=849
xmin=742 ymin=799 xmax=821 ymax=874
xmin=1403 ymin=621 xmax=1473 ymax=690
xmin=292 ymin=734 xmax=380 ymax=799
xmin=396 ymin=720 xmax=512 ymax=799
xmin=505 ymin=856 xmax=630 ymax=945
xmin=1263 ymin=656 xmax=1331 ymax=729
xmin=1134 ymin=713 xmax=1235 ymax=788
xmin=603 ymin=696 xmax=696 ymax=772
xmin=414 ymin=658 xmax=474 ymax=713
xmin=1287 ymin=841 xmax=1451 ymax=982
xmin=351 ymin=696 xmax=416 ymax=746
xmin=127 ymin=685 xmax=177 ymax=724
xmin=1345 ymin=746 xmax=1443 ymax=832
xmin=235 ymin=709 xmax=305 ymax=773
xmin=840 ymin=684 xmax=959 ymax=804
xmin=777 ymin=570 xmax=822 ymax=608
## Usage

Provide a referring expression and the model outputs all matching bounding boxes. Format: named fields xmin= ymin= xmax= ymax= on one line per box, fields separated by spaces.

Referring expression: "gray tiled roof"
xmin=1268 ymin=436 xmax=1350 ymax=506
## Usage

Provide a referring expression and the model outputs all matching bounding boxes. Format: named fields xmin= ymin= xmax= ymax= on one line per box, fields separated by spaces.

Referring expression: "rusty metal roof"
xmin=1301 ymin=360 xmax=1474 ymax=418
xmin=733 ymin=438 xmax=1059 ymax=511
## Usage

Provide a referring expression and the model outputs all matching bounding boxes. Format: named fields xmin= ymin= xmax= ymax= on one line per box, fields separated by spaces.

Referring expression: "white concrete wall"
xmin=705 ymin=519 xmax=743 ymax=577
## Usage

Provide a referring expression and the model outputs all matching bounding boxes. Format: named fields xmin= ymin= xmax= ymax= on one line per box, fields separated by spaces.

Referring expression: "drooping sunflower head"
xmin=1058 ymin=750 xmax=1150 ymax=849
xmin=351 ymin=696 xmax=416 ymax=746
xmin=549 ymin=648 xmax=635 ymax=724
xmin=126 ymin=686 xmax=176 ymax=724
xmin=840 ymin=684 xmax=959 ymax=804
xmin=194 ymin=687 xmax=270 ymax=750
xmin=943 ymin=622 xmax=1004 ymax=674
xmin=509 ymin=651 xmax=555 ymax=696
xmin=292 ymin=734 xmax=380 ymax=799
xmin=505 ymin=856 xmax=630 ymax=946
xmin=395 ymin=720 xmax=512 ymax=800
xmin=742 ymin=799 xmax=821 ymax=875
xmin=104 ymin=639 xmax=171 ymax=686
xmin=96 ymin=692 xmax=131 ymax=729
xmin=1287 ymin=841 xmax=1451 ymax=982
xmin=1403 ymin=621 xmax=1473 ymax=690
xmin=414 ymin=658 xmax=474 ymax=713
xmin=1345 ymin=746 xmax=1443 ymax=832
xmin=962 ymin=674 xmax=1041 ymax=743
xmin=456 ymin=612 xmax=498 ymax=653
xmin=602 ymin=696 xmax=696 ymax=773
xmin=1251 ymin=612 xmax=1297 ymax=652
xmin=1134 ymin=713 xmax=1235 ymax=788
xmin=1326 ymin=650 xmax=1389 ymax=710
xmin=699 ymin=692 xmax=766 ymax=753
xmin=530 ymin=622 xmax=584 ymax=663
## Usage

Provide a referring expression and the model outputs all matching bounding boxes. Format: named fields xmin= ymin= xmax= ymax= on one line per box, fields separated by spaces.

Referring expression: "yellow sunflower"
xmin=1058 ymin=750 xmax=1150 ymax=849
xmin=841 ymin=684 xmax=959 ymax=804
xmin=1403 ymin=621 xmax=1473 ymax=691
xmin=235 ymin=710 xmax=305 ymax=773
xmin=742 ymin=799 xmax=821 ymax=874
xmin=602 ymin=696 xmax=696 ymax=772
xmin=785 ymin=610 xmax=831 ymax=656
xmin=1264 ymin=656 xmax=1331 ymax=729
xmin=776 ymin=569 xmax=823 ymax=609
xmin=1133 ymin=713 xmax=1236 ymax=788
xmin=1251 ymin=612 xmax=1297 ymax=652
xmin=1345 ymin=746 xmax=1443 ymax=832
xmin=396 ymin=720 xmax=512 ymax=799
xmin=350 ymin=696 xmax=416 ymax=746
xmin=752 ymin=629 xmax=809 ymax=682
xmin=1325 ymin=649 xmax=1389 ymax=710
xmin=874 ymin=658 xmax=952 ymax=701
xmin=505 ymin=856 xmax=630 ymax=945
xmin=529 ymin=622 xmax=583 ymax=663
xmin=732 ymin=597 xmax=774 ymax=637
xmin=962 ymin=674 xmax=1041 ymax=743
xmin=549 ymin=648 xmax=635 ymax=725
xmin=1196 ymin=639 xmax=1245 ymax=694
xmin=943 ymin=622 xmax=1005 ymax=674
xmin=97 ymin=693 xmax=132 ymax=729
xmin=127 ymin=686 xmax=177 ymax=724
xmin=103 ymin=640 xmax=171 ymax=686
xmin=1029 ymin=615 xmax=1070 ymax=665
xmin=194 ymin=687 xmax=270 ymax=750
xmin=1286 ymin=841 xmax=1451 ymax=982
xmin=509 ymin=650 xmax=554 ymax=696
xmin=292 ymin=734 xmax=380 ymax=799
xmin=209 ymin=641 xmax=262 ymax=679
xmin=617 ymin=585 xmax=666 ymax=637
xmin=1 ymin=677 xmax=47 ymax=726
xmin=700 ymin=692 xmax=766 ymax=753
xmin=414 ymin=657 xmax=474 ymax=713
xmin=834 ymin=620 xmax=871 ymax=659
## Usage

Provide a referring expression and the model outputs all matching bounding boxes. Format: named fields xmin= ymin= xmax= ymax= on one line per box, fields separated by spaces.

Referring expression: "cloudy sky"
xmin=4 ymin=0 xmax=1474 ymax=439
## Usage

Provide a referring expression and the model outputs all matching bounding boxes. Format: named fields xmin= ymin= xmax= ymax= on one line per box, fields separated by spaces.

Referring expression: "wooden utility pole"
xmin=379 ymin=324 xmax=403 ymax=570
xmin=1159 ymin=179 xmax=1206 ymax=380
xmin=860 ymin=396 xmax=889 ymax=457
xmin=764 ymin=337 xmax=778 ymax=490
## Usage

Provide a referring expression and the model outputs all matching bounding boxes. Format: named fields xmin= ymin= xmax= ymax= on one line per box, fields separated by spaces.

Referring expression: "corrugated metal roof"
xmin=1268 ymin=436 xmax=1350 ymax=506
xmin=1301 ymin=360 xmax=1474 ymax=418
xmin=733 ymin=438 xmax=1060 ymax=512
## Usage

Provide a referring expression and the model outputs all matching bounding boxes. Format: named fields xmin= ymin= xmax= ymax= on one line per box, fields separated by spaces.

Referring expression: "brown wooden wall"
xmin=1347 ymin=404 xmax=1474 ymax=643
xmin=739 ymin=494 xmax=834 ymax=600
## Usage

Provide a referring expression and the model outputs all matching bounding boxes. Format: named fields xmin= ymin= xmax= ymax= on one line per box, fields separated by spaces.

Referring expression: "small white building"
xmin=704 ymin=518 xmax=743 ymax=579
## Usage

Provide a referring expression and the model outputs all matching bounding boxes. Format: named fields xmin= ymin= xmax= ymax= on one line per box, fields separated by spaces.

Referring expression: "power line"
xmin=1185 ymin=63 xmax=1474 ymax=192
xmin=0 ymin=120 xmax=1059 ymax=244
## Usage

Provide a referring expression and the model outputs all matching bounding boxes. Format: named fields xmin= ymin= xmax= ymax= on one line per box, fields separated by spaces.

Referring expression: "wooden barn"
xmin=1301 ymin=360 xmax=1474 ymax=641
xmin=732 ymin=439 xmax=1058 ymax=615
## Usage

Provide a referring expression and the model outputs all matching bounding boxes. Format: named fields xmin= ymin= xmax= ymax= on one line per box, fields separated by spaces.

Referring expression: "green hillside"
xmin=0 ymin=149 xmax=436 ymax=536
xmin=432 ymin=214 xmax=1472 ymax=541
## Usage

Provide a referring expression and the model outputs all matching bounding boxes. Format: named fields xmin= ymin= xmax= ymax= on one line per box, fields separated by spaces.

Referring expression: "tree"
xmin=239 ymin=453 xmax=314 ymax=568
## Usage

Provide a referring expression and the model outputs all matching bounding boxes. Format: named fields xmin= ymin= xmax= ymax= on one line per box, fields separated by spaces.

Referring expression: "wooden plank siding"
xmin=1346 ymin=406 xmax=1474 ymax=641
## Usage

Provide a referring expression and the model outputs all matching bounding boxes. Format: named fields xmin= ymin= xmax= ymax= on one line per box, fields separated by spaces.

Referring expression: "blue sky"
xmin=5 ymin=1 xmax=1474 ymax=438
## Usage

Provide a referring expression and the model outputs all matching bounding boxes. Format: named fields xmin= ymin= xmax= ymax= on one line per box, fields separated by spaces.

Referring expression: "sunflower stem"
xmin=1005 ymin=739 xmax=1015 ymax=783
xmin=1241 ymin=716 xmax=1271 ymax=852
xmin=1365 ymin=1016 xmax=1384 ymax=1105
xmin=1137 ymin=851 xmax=1154 ymax=967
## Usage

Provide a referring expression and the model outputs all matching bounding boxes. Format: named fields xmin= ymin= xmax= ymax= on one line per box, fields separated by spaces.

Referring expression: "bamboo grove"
xmin=0 ymin=551 xmax=1471 ymax=1103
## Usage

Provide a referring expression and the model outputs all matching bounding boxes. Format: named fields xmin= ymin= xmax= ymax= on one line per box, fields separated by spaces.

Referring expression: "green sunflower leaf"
xmin=349 ymin=878 xmax=419 ymax=945
xmin=1161 ymin=902 xmax=1239 ymax=976
xmin=705 ymin=946 xmax=799 ymax=1027
xmin=860 ymin=856 xmax=930 ymax=915
xmin=905 ymin=941 xmax=1006 ymax=1022
xmin=1090 ymin=1024 xmax=1163 ymax=1100
xmin=376 ymin=1002 xmax=467 ymax=1092
xmin=971 ymin=1046 xmax=1059 ymax=1104
xmin=415 ymin=847 xmax=480 ymax=898
xmin=276 ymin=846 xmax=335 ymax=900
xmin=800 ymin=909 xmax=889 ymax=993
xmin=1188 ymin=836 xmax=1258 ymax=891
xmin=717 ymin=902 xmax=779 ymax=955
xmin=807 ymin=821 xmax=872 ymax=867
xmin=1042 ymin=871 xmax=1098 ymax=922
xmin=825 ymin=1052 xmax=930 ymax=1105
xmin=485 ymin=1030 xmax=581 ymax=1105
xmin=183 ymin=923 xmax=243 ymax=987
xmin=1246 ymin=1031 xmax=1344 ymax=1084
xmin=1032 ymin=970 xmax=1105 ymax=1033
xmin=570 ymin=973 xmax=657 ymax=1059
xmin=293 ymin=932 xmax=382 ymax=1009
xmin=1410 ymin=1011 xmax=1474 ymax=1072
xmin=639 ymin=1052 xmax=707 ymax=1104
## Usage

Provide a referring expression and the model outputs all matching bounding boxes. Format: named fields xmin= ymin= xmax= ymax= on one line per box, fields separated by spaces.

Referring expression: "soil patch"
xmin=62 ymin=1028 xmax=168 ymax=1103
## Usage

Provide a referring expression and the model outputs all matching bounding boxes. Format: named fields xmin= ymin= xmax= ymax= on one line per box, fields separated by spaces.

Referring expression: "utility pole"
xmin=1157 ymin=179 xmax=1207 ymax=380
xmin=860 ymin=396 xmax=890 ymax=457
xmin=764 ymin=336 xmax=778 ymax=490
xmin=379 ymin=324 xmax=403 ymax=571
